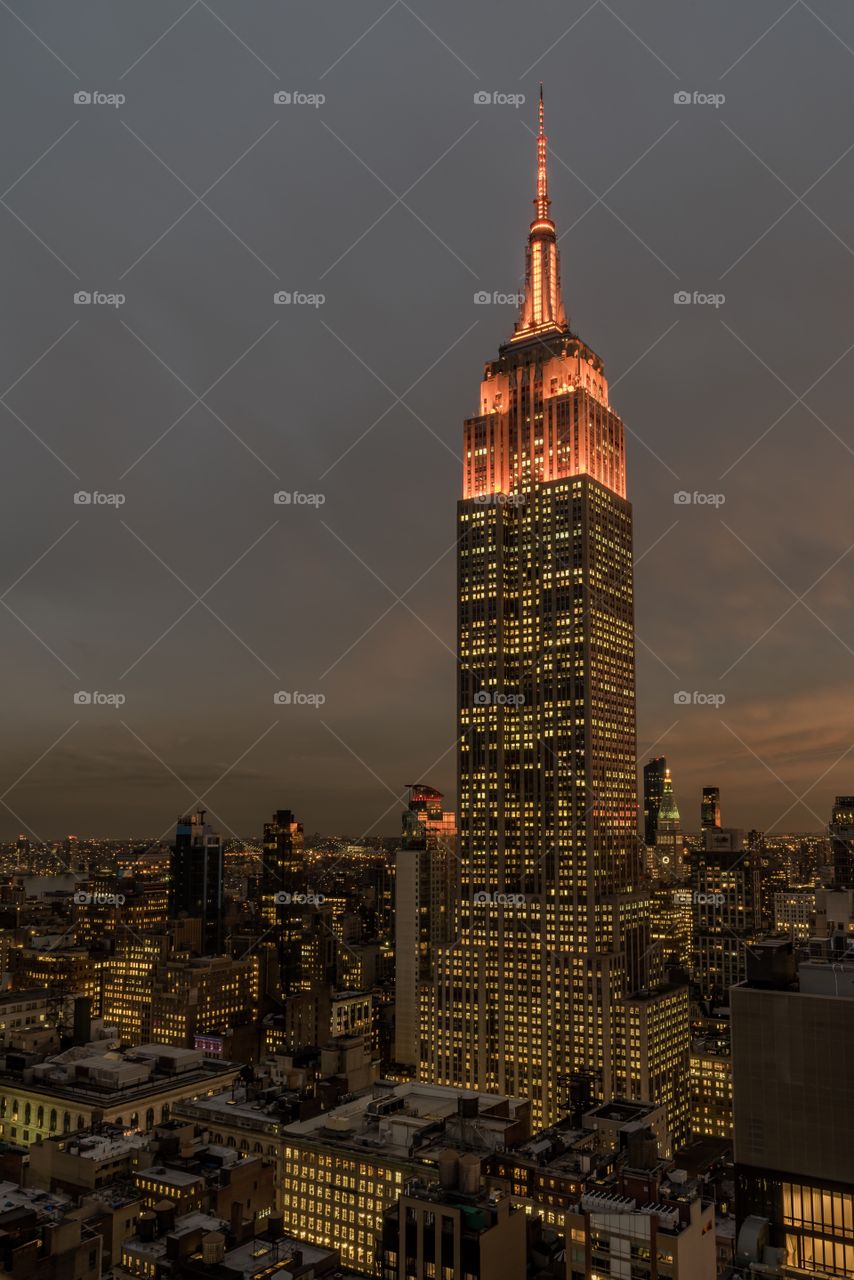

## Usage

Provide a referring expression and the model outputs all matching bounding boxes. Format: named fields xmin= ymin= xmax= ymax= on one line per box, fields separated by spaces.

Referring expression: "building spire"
xmin=536 ymin=83 xmax=549 ymax=222
xmin=512 ymin=86 xmax=568 ymax=341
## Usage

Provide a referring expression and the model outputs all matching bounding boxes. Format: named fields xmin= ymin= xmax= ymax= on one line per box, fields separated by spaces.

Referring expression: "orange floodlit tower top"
xmin=462 ymin=88 xmax=626 ymax=502
xmin=513 ymin=85 xmax=568 ymax=339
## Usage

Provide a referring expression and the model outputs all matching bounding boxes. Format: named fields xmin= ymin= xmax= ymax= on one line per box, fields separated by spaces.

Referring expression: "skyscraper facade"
xmin=169 ymin=810 xmax=223 ymax=955
xmin=261 ymin=808 xmax=305 ymax=995
xmin=643 ymin=757 xmax=667 ymax=848
xmin=701 ymin=786 xmax=721 ymax=831
xmin=425 ymin=93 xmax=650 ymax=1126
xmin=650 ymin=766 xmax=685 ymax=881
xmin=395 ymin=785 xmax=458 ymax=1067
xmin=830 ymin=795 xmax=854 ymax=890
xmin=691 ymin=827 xmax=761 ymax=1003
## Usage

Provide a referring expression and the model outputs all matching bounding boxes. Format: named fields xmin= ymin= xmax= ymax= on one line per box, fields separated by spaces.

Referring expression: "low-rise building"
xmin=379 ymin=1164 xmax=526 ymax=1280
xmin=772 ymin=888 xmax=815 ymax=940
xmin=563 ymin=1128 xmax=717 ymax=1280
xmin=0 ymin=992 xmax=51 ymax=1052
xmin=121 ymin=1211 xmax=341 ymax=1280
xmin=279 ymin=1082 xmax=530 ymax=1275
xmin=28 ymin=1128 xmax=148 ymax=1193
xmin=0 ymin=1043 xmax=240 ymax=1146
xmin=0 ymin=1181 xmax=102 ymax=1280
xmin=485 ymin=1101 xmax=668 ymax=1233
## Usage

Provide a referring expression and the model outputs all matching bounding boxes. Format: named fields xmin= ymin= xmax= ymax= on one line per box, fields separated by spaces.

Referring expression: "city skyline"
xmin=3 ymin=2 xmax=854 ymax=839
xmin=3 ymin=10 xmax=854 ymax=1279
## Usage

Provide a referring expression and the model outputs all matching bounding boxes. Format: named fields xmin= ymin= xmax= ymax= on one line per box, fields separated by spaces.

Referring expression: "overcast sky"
xmin=2 ymin=0 xmax=854 ymax=840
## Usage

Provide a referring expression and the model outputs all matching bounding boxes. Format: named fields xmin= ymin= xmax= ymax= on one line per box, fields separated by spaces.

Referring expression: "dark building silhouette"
xmin=732 ymin=940 xmax=854 ymax=1276
xmin=643 ymin=757 xmax=667 ymax=846
xmin=169 ymin=810 xmax=223 ymax=955
xmin=701 ymin=786 xmax=721 ymax=831
xmin=261 ymin=808 xmax=306 ymax=997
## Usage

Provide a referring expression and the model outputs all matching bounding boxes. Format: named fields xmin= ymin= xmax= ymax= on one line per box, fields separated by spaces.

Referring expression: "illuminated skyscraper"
xmin=425 ymin=91 xmax=651 ymax=1126
xmin=643 ymin=757 xmax=667 ymax=847
xmin=691 ymin=828 xmax=761 ymax=1003
xmin=650 ymin=767 xmax=685 ymax=880
xmin=701 ymin=786 xmax=721 ymax=831
xmin=394 ymin=784 xmax=458 ymax=1067
xmin=830 ymin=794 xmax=854 ymax=890
xmin=261 ymin=808 xmax=305 ymax=995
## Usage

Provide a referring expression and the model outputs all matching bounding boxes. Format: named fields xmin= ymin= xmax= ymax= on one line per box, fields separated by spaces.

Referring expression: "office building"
xmin=701 ymin=787 xmax=721 ymax=832
xmin=279 ymin=1081 xmax=530 ymax=1274
xmin=830 ymin=795 xmax=854 ymax=890
xmin=650 ymin=767 xmax=685 ymax=881
xmin=691 ymin=828 xmax=761 ymax=1003
xmin=732 ymin=941 xmax=854 ymax=1277
xmin=170 ymin=811 xmax=224 ymax=956
xmin=621 ymin=984 xmax=691 ymax=1156
xmin=425 ymin=89 xmax=653 ymax=1128
xmin=772 ymin=888 xmax=815 ymax=941
xmin=644 ymin=758 xmax=667 ymax=848
xmin=0 ymin=1044 xmax=240 ymax=1146
xmin=689 ymin=1016 xmax=733 ymax=1140
xmin=394 ymin=784 xmax=457 ymax=1069
xmin=150 ymin=955 xmax=257 ymax=1048
xmin=261 ymin=809 xmax=305 ymax=996
xmin=378 ymin=1167 xmax=526 ymax=1280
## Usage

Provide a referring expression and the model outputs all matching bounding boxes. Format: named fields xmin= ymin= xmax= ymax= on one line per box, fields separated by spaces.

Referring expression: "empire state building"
xmin=423 ymin=91 xmax=662 ymax=1130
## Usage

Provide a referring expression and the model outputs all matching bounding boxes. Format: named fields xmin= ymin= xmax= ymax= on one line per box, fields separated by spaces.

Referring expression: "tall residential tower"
xmin=425 ymin=92 xmax=652 ymax=1127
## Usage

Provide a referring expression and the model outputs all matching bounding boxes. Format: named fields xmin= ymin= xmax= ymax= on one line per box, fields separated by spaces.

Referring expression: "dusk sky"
xmin=2 ymin=0 xmax=854 ymax=840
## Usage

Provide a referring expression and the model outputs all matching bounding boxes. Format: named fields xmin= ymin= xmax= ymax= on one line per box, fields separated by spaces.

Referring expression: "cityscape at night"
xmin=1 ymin=3 xmax=853 ymax=1279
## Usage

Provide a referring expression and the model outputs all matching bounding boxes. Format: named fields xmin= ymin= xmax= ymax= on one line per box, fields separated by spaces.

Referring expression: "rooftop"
xmin=123 ymin=1211 xmax=225 ymax=1262
xmin=208 ymin=1232 xmax=334 ymax=1279
xmin=137 ymin=1166 xmax=204 ymax=1188
xmin=0 ymin=1180 xmax=71 ymax=1223
xmin=281 ymin=1081 xmax=528 ymax=1162
xmin=0 ymin=1043 xmax=239 ymax=1103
